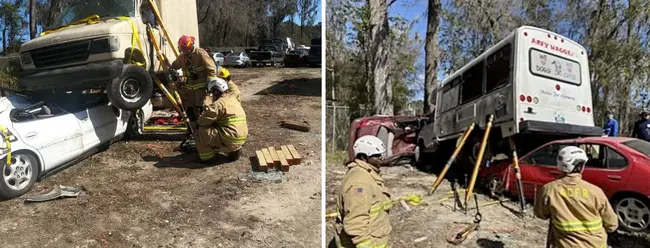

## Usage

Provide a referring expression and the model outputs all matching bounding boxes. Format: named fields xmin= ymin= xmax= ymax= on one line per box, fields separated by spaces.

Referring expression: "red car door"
xmin=580 ymin=143 xmax=632 ymax=197
xmin=512 ymin=143 xmax=566 ymax=199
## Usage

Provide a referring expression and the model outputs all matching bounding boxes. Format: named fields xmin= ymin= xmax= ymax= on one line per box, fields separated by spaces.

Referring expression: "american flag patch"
xmin=356 ymin=188 xmax=364 ymax=194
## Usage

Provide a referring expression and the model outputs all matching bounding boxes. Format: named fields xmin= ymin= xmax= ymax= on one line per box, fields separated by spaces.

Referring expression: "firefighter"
xmin=216 ymin=67 xmax=241 ymax=102
xmin=194 ymin=77 xmax=248 ymax=163
xmin=534 ymin=146 xmax=618 ymax=248
xmin=170 ymin=35 xmax=217 ymax=128
xmin=334 ymin=135 xmax=392 ymax=248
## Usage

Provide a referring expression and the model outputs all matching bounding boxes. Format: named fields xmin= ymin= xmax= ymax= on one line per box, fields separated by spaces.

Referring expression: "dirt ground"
xmin=0 ymin=67 xmax=322 ymax=248
xmin=325 ymin=156 xmax=650 ymax=248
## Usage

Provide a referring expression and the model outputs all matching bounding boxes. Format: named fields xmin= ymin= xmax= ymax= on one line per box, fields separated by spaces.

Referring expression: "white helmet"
xmin=207 ymin=77 xmax=228 ymax=93
xmin=556 ymin=146 xmax=589 ymax=173
xmin=353 ymin=135 xmax=386 ymax=158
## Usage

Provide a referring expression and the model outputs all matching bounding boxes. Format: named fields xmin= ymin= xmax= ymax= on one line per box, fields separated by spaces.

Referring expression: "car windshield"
xmin=50 ymin=0 xmax=136 ymax=29
xmin=226 ymin=53 xmax=240 ymax=57
xmin=622 ymin=139 xmax=650 ymax=158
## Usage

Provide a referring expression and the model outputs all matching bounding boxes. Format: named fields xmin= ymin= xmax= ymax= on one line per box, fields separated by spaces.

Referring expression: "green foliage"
xmin=328 ymin=0 xmax=420 ymax=117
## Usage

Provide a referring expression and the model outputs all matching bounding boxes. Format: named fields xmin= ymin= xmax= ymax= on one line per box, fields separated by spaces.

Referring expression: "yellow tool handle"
xmin=147 ymin=0 xmax=180 ymax=58
xmin=465 ymin=115 xmax=494 ymax=205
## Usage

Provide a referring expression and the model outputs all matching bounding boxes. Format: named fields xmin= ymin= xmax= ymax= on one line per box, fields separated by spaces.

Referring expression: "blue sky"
xmin=389 ymin=1 xmax=428 ymax=101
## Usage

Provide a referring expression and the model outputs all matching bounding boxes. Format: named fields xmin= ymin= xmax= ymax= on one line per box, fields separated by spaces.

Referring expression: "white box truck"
xmin=17 ymin=0 xmax=199 ymax=111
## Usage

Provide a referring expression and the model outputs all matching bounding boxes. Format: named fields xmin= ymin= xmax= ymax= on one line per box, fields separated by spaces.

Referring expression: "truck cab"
xmin=17 ymin=0 xmax=199 ymax=111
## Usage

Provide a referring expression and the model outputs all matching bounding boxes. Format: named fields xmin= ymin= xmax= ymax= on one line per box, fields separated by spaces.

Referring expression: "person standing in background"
xmin=603 ymin=113 xmax=618 ymax=137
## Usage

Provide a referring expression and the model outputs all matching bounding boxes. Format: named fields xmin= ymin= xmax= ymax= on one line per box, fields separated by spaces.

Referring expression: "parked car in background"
xmin=348 ymin=115 xmax=428 ymax=165
xmin=284 ymin=49 xmax=309 ymax=67
xmin=223 ymin=52 xmax=251 ymax=67
xmin=220 ymin=50 xmax=233 ymax=56
xmin=212 ymin=52 xmax=225 ymax=66
xmin=0 ymin=93 xmax=152 ymax=199
xmin=478 ymin=137 xmax=650 ymax=233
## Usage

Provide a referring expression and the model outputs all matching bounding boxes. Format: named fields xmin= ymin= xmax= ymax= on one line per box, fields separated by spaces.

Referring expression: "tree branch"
xmin=198 ymin=5 xmax=211 ymax=24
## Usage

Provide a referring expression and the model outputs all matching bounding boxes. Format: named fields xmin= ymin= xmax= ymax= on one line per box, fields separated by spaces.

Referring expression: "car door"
xmin=76 ymin=103 xmax=120 ymax=152
xmin=580 ymin=143 xmax=632 ymax=197
xmin=11 ymin=108 xmax=83 ymax=171
xmin=516 ymin=143 xmax=567 ymax=198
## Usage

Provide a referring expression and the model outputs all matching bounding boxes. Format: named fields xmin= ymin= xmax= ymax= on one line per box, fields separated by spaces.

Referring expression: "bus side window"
xmin=485 ymin=43 xmax=512 ymax=93
xmin=460 ymin=62 xmax=484 ymax=104
xmin=440 ymin=78 xmax=460 ymax=113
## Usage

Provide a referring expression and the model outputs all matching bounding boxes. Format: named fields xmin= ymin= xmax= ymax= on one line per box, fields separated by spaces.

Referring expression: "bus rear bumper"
xmin=519 ymin=120 xmax=603 ymax=137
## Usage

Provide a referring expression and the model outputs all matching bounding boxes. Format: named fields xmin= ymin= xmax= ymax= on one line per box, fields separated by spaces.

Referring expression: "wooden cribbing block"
xmin=276 ymin=149 xmax=290 ymax=172
xmin=268 ymin=146 xmax=281 ymax=167
xmin=287 ymin=145 xmax=301 ymax=164
xmin=280 ymin=120 xmax=310 ymax=132
xmin=261 ymin=148 xmax=274 ymax=167
xmin=255 ymin=150 xmax=268 ymax=172
xmin=281 ymin=145 xmax=295 ymax=165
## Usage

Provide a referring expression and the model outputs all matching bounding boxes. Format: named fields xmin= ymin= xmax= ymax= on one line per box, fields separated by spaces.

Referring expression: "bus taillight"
xmin=587 ymin=107 xmax=591 ymax=113
xmin=519 ymin=95 xmax=526 ymax=101
xmin=533 ymin=97 xmax=539 ymax=104
xmin=582 ymin=106 xmax=586 ymax=112
xmin=520 ymin=118 xmax=524 ymax=122
xmin=526 ymin=96 xmax=532 ymax=102
xmin=555 ymin=84 xmax=561 ymax=91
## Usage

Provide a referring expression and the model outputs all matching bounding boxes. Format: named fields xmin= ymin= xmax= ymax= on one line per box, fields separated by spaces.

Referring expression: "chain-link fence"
xmin=326 ymin=104 xmax=361 ymax=152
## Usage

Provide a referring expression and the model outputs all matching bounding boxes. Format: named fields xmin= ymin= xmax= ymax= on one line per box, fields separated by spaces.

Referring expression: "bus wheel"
xmin=464 ymin=135 xmax=493 ymax=171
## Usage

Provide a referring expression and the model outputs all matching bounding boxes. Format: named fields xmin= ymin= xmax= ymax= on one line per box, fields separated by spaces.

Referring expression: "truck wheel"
xmin=0 ymin=153 xmax=39 ymax=199
xmin=460 ymin=133 xmax=493 ymax=173
xmin=107 ymin=65 xmax=153 ymax=111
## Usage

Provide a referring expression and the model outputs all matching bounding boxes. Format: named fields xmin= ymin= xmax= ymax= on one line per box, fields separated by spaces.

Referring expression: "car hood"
xmin=20 ymin=19 xmax=132 ymax=52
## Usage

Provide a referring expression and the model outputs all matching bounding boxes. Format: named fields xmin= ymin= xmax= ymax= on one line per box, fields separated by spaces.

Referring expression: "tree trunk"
xmin=368 ymin=0 xmax=392 ymax=115
xmin=29 ymin=0 xmax=37 ymax=39
xmin=424 ymin=0 xmax=440 ymax=115
xmin=3 ymin=28 xmax=7 ymax=52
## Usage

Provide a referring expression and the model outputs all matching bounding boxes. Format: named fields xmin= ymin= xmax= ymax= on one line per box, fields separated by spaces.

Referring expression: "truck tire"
xmin=106 ymin=65 xmax=153 ymax=111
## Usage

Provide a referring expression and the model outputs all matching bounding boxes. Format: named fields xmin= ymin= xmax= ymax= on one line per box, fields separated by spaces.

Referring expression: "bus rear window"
xmin=529 ymin=48 xmax=581 ymax=85
xmin=622 ymin=140 xmax=650 ymax=158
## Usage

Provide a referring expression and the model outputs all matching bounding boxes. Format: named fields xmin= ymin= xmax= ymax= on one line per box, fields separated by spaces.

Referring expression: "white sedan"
xmin=0 ymin=93 xmax=152 ymax=199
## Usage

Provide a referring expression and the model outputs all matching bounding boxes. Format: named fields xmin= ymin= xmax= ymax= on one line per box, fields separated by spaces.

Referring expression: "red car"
xmin=347 ymin=115 xmax=427 ymax=164
xmin=479 ymin=137 xmax=650 ymax=232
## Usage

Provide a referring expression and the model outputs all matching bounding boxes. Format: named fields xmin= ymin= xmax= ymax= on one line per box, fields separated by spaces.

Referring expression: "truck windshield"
xmin=51 ymin=0 xmax=136 ymax=29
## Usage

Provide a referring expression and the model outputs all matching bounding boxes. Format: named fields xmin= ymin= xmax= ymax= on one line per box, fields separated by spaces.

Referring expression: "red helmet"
xmin=178 ymin=35 xmax=196 ymax=54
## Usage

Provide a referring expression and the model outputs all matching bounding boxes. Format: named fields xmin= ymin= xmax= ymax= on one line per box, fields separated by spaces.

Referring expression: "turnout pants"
xmin=195 ymin=127 xmax=222 ymax=161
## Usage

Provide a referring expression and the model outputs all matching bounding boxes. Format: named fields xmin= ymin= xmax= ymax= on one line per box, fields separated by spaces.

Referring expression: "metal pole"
xmin=465 ymin=115 xmax=495 ymax=206
xmin=509 ymin=137 xmax=527 ymax=214
xmin=332 ymin=105 xmax=337 ymax=151
xmin=429 ymin=123 xmax=475 ymax=195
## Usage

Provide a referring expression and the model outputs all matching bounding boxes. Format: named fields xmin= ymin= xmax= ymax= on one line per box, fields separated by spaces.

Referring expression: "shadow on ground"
xmin=254 ymin=78 xmax=321 ymax=97
xmin=609 ymin=231 xmax=650 ymax=248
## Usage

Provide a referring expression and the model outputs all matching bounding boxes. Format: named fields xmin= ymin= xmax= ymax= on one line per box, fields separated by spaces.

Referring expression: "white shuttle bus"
xmin=418 ymin=26 xmax=602 ymax=167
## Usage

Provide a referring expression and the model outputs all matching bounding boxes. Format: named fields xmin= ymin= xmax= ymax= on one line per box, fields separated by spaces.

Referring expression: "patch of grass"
xmin=326 ymin=150 xmax=348 ymax=165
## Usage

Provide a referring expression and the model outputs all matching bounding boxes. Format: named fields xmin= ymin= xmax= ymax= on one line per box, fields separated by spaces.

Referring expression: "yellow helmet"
xmin=217 ymin=67 xmax=230 ymax=79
